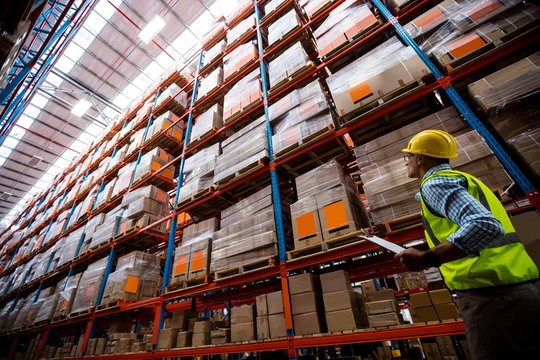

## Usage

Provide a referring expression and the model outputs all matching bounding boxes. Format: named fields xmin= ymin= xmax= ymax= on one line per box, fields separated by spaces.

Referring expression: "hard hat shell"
xmin=402 ymin=129 xmax=458 ymax=159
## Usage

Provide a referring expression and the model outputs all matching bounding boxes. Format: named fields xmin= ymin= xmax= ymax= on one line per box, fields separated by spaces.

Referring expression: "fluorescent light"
xmin=71 ymin=99 xmax=92 ymax=117
xmin=139 ymin=15 xmax=166 ymax=44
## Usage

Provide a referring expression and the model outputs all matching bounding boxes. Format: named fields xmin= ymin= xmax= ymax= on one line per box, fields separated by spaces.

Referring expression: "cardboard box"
xmin=192 ymin=332 xmax=210 ymax=346
xmin=168 ymin=310 xmax=198 ymax=330
xmin=231 ymin=322 xmax=256 ymax=342
xmin=365 ymin=289 xmax=395 ymax=302
xmin=266 ymin=290 xmax=284 ymax=315
xmin=368 ymin=312 xmax=402 ymax=327
xmin=410 ymin=292 xmax=432 ymax=308
xmin=256 ymin=316 xmax=270 ymax=339
xmin=429 ymin=289 xmax=453 ymax=304
xmin=320 ymin=270 xmax=352 ymax=294
xmin=412 ymin=306 xmax=439 ymax=322
xmin=292 ymin=200 xmax=324 ymax=250
xmin=231 ymin=304 xmax=256 ymax=325
xmin=323 ymin=289 xmax=358 ymax=312
xmin=435 ymin=303 xmax=460 ymax=320
xmin=360 ymin=280 xmax=377 ymax=293
xmin=511 ymin=211 xmax=540 ymax=244
xmin=176 ymin=331 xmax=192 ymax=347
xmin=256 ymin=294 xmax=268 ymax=317
xmin=157 ymin=328 xmax=178 ymax=349
xmin=293 ymin=312 xmax=323 ymax=335
xmin=291 ymin=292 xmax=320 ymax=315
xmin=365 ymin=300 xmax=399 ymax=315
xmin=289 ymin=273 xmax=319 ymax=294
xmin=269 ymin=313 xmax=287 ymax=338
xmin=193 ymin=320 xmax=212 ymax=333
xmin=211 ymin=329 xmax=231 ymax=344
xmin=326 ymin=308 xmax=363 ymax=332
xmin=94 ymin=338 xmax=107 ymax=355
xmin=377 ymin=346 xmax=393 ymax=360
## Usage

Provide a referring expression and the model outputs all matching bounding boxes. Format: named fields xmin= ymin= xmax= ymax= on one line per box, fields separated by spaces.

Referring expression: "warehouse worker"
xmin=396 ymin=129 xmax=540 ymax=360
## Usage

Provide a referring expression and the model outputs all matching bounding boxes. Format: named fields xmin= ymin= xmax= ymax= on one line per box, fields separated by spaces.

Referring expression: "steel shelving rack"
xmin=0 ymin=0 xmax=539 ymax=358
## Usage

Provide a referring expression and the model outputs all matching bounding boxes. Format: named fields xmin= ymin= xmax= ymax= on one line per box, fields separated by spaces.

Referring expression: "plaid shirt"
xmin=417 ymin=164 xmax=504 ymax=256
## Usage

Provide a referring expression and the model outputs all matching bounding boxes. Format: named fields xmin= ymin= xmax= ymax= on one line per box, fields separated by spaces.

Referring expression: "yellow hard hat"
xmin=402 ymin=129 xmax=458 ymax=159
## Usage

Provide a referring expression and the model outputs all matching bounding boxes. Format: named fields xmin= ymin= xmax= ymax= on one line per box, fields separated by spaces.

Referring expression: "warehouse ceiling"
xmin=0 ymin=0 xmax=231 ymax=227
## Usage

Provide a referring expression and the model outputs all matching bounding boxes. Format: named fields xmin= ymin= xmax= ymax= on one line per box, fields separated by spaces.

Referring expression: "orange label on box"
xmin=414 ymin=7 xmax=444 ymax=30
xmin=174 ymin=254 xmax=188 ymax=275
xmin=349 ymin=82 xmax=373 ymax=104
xmin=125 ymin=275 xmax=139 ymax=294
xmin=323 ymin=200 xmax=348 ymax=230
xmin=296 ymin=212 xmax=318 ymax=239
xmin=467 ymin=0 xmax=503 ymax=22
xmin=447 ymin=33 xmax=486 ymax=59
xmin=191 ymin=250 xmax=206 ymax=271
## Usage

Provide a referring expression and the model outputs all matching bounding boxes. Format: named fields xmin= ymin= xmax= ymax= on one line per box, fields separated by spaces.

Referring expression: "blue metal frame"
xmin=371 ymin=0 xmax=534 ymax=193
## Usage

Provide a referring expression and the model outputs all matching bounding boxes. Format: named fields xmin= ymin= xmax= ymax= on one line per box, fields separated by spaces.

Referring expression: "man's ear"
xmin=416 ymin=154 xmax=424 ymax=165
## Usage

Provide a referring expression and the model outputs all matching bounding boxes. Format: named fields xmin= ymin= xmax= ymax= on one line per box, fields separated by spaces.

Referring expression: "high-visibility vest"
xmin=420 ymin=169 xmax=538 ymax=290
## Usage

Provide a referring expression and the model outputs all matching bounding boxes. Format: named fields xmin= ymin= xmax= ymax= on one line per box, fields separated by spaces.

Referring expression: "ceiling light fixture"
xmin=71 ymin=99 xmax=92 ymax=117
xmin=139 ymin=15 xmax=166 ymax=44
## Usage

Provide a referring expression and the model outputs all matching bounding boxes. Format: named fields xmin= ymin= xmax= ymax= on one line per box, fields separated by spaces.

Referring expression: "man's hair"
xmin=427 ymin=156 xmax=450 ymax=165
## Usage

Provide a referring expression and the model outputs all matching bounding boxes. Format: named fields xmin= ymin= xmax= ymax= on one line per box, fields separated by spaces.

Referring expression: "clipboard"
xmin=361 ymin=234 xmax=405 ymax=254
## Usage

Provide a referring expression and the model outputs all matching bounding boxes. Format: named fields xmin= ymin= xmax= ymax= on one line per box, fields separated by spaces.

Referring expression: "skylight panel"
xmin=190 ymin=11 xmax=215 ymax=40
xmin=17 ymin=115 xmax=34 ymax=128
xmin=70 ymin=140 xmax=87 ymax=152
xmin=156 ymin=52 xmax=176 ymax=70
xmin=10 ymin=126 xmax=26 ymax=140
xmin=132 ymin=73 xmax=153 ymax=92
xmin=94 ymin=0 xmax=118 ymax=20
xmin=139 ymin=15 xmax=166 ymax=44
xmin=71 ymin=99 xmax=92 ymax=117
xmin=0 ymin=146 xmax=12 ymax=158
xmin=113 ymin=93 xmax=131 ymax=109
xmin=0 ymin=157 xmax=6 ymax=167
xmin=143 ymin=61 xmax=166 ymax=79
xmin=209 ymin=0 xmax=230 ymax=18
xmin=40 ymin=172 xmax=55 ymax=183
xmin=44 ymin=72 xmax=63 ymax=87
xmin=85 ymin=12 xmax=108 ymax=34
xmin=61 ymin=149 xmax=78 ymax=161
xmin=172 ymin=31 xmax=199 ymax=58
xmin=3 ymin=137 xmax=19 ymax=149
xmin=24 ymin=104 xmax=42 ymax=117
xmin=54 ymin=55 xmax=76 ymax=73
xmin=86 ymin=123 xmax=103 ymax=137
xmin=64 ymin=42 xmax=85 ymax=62
xmin=31 ymin=93 xmax=50 ymax=109
xmin=122 ymin=83 xmax=141 ymax=100
xmin=54 ymin=157 xmax=71 ymax=169
xmin=73 ymin=27 xmax=94 ymax=49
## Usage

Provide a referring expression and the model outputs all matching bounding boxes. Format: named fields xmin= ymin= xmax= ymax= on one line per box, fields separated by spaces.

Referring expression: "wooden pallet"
xmin=115 ymin=229 xmax=163 ymax=250
xmin=261 ymin=0 xmax=294 ymax=23
xmin=287 ymin=230 xmax=366 ymax=260
xmin=379 ymin=213 xmax=422 ymax=235
xmin=188 ymin=128 xmax=219 ymax=150
xmin=166 ymin=276 xmax=209 ymax=293
xmin=322 ymin=21 xmax=383 ymax=62
xmin=84 ymin=240 xmax=110 ymax=256
xmin=275 ymin=124 xmax=335 ymax=159
xmin=152 ymin=133 xmax=183 ymax=153
xmin=51 ymin=314 xmax=68 ymax=323
xmin=223 ymin=97 xmax=262 ymax=127
xmin=269 ymin=62 xmax=316 ymax=95
xmin=265 ymin=25 xmax=304 ymax=57
xmin=32 ymin=319 xmax=51 ymax=328
xmin=68 ymin=308 xmax=94 ymax=318
xmin=215 ymin=157 xmax=269 ymax=189
xmin=177 ymin=186 xmax=214 ymax=209
xmin=214 ymin=257 xmax=277 ymax=281
xmin=96 ymin=299 xmax=137 ymax=311
xmin=131 ymin=173 xmax=175 ymax=192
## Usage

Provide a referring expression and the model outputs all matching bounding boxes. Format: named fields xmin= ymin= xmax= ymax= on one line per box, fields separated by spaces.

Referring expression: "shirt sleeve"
xmin=422 ymin=176 xmax=505 ymax=256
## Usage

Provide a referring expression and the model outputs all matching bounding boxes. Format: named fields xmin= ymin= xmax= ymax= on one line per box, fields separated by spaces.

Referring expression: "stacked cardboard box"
xmin=146 ymin=110 xmax=183 ymax=143
xmin=511 ymin=211 xmax=540 ymax=267
xmin=289 ymin=273 xmax=325 ymax=335
xmin=79 ymin=213 xmax=105 ymax=253
xmin=57 ymin=227 xmax=85 ymax=267
xmin=89 ymin=205 xmax=123 ymax=248
xmin=118 ymin=185 xmax=169 ymax=235
xmin=224 ymin=41 xmax=257 ymax=80
xmin=269 ymin=80 xmax=334 ymax=155
xmin=52 ymin=274 xmax=82 ymax=320
xmin=211 ymin=186 xmax=291 ymax=274
xmin=364 ymin=288 xmax=403 ymax=328
xmin=267 ymin=10 xmax=301 ymax=47
xmin=223 ymin=68 xmax=261 ymax=122
xmin=70 ymin=257 xmax=108 ymax=314
xmin=355 ymin=107 xmax=512 ymax=224
xmin=468 ymin=52 xmax=540 ymax=177
xmin=300 ymin=0 xmax=330 ymax=19
xmin=328 ymin=37 xmax=431 ymax=117
xmin=291 ymin=160 xmax=369 ymax=250
xmin=314 ymin=1 xmax=378 ymax=57
xmin=155 ymin=83 xmax=188 ymax=111
xmin=179 ymin=143 xmax=220 ymax=203
xmin=191 ymin=320 xmax=212 ymax=346
xmin=410 ymin=289 xmax=460 ymax=323
xmin=269 ymin=42 xmax=311 ymax=89
xmin=102 ymin=251 xmax=161 ymax=304
xmin=170 ymin=218 xmax=217 ymax=286
xmin=203 ymin=40 xmax=226 ymax=68
xmin=265 ymin=0 xmax=286 ymax=15
xmin=214 ymin=116 xmax=268 ymax=184
xmin=34 ymin=291 xmax=60 ymax=325
xmin=227 ymin=14 xmax=255 ymax=46
xmin=190 ymin=103 xmax=223 ymax=144
xmin=231 ymin=304 xmax=256 ymax=342
xmin=93 ymin=178 xmax=117 ymax=210
xmin=321 ymin=270 xmax=367 ymax=332
xmin=256 ymin=291 xmax=287 ymax=339
xmin=112 ymin=162 xmax=135 ymax=199
xmin=198 ymin=66 xmax=224 ymax=100
xmin=132 ymin=147 xmax=175 ymax=185
xmin=394 ymin=271 xmax=429 ymax=291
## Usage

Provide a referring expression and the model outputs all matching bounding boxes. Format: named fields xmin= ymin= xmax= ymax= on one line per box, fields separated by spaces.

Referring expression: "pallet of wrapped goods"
xmin=145 ymin=110 xmax=184 ymax=151
xmin=93 ymin=178 xmax=117 ymax=213
xmin=227 ymin=14 xmax=256 ymax=49
xmin=314 ymin=1 xmax=379 ymax=58
xmin=269 ymin=42 xmax=315 ymax=94
xmin=223 ymin=68 xmax=261 ymax=124
xmin=214 ymin=116 xmax=269 ymax=186
xmin=212 ymin=187 xmax=291 ymax=279
xmin=70 ymin=257 xmax=108 ymax=316
xmin=178 ymin=143 xmax=220 ymax=206
xmin=328 ymin=37 xmax=431 ymax=119
xmin=126 ymin=128 xmax=145 ymax=159
xmin=189 ymin=103 xmax=223 ymax=147
xmin=154 ymin=83 xmax=188 ymax=114
xmin=264 ymin=0 xmax=293 ymax=20
xmin=111 ymin=163 xmax=135 ymax=200
xmin=197 ymin=66 xmax=224 ymax=103
xmin=107 ymin=144 xmax=127 ymax=172
xmin=424 ymin=4 xmax=539 ymax=71
xmin=57 ymin=227 xmax=85 ymax=268
xmin=225 ymin=0 xmax=252 ymax=24
xmin=300 ymin=0 xmax=336 ymax=20
xmin=131 ymin=147 xmax=175 ymax=189
xmin=202 ymin=40 xmax=227 ymax=71
xmin=79 ymin=213 xmax=105 ymax=254
xmin=224 ymin=41 xmax=258 ymax=80
xmin=269 ymin=80 xmax=335 ymax=158
xmin=266 ymin=9 xmax=303 ymax=50
xmin=100 ymin=251 xmax=160 ymax=308
xmin=11 ymin=293 xmax=35 ymax=330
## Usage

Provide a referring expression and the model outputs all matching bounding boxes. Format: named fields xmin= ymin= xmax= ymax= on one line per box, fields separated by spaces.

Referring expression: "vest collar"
xmin=422 ymin=163 xmax=452 ymax=182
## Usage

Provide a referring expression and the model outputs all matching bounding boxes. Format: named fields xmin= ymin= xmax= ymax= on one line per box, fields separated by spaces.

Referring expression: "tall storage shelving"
xmin=0 ymin=0 xmax=539 ymax=359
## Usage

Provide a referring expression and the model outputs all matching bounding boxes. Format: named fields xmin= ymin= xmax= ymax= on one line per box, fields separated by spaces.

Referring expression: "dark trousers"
xmin=456 ymin=279 xmax=540 ymax=360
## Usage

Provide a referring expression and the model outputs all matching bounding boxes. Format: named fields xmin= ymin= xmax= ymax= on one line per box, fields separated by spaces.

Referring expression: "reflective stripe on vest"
xmin=420 ymin=169 xmax=538 ymax=290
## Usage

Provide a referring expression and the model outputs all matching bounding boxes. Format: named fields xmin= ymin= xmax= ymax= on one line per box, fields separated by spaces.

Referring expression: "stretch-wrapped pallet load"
xmin=179 ymin=142 xmax=220 ymax=204
xmin=112 ymin=162 xmax=135 ymax=199
xmin=34 ymin=290 xmax=60 ymax=325
xmin=211 ymin=186 xmax=292 ymax=275
xmin=214 ymin=116 xmax=268 ymax=185
xmin=468 ymin=52 xmax=540 ymax=178
xmin=118 ymin=184 xmax=169 ymax=236
xmin=57 ymin=227 xmax=85 ymax=267
xmin=225 ymin=0 xmax=252 ymax=23
xmin=155 ymin=83 xmax=188 ymax=111
xmin=227 ymin=14 xmax=255 ymax=47
xmin=79 ymin=213 xmax=105 ymax=253
xmin=11 ymin=292 xmax=36 ymax=330
xmin=191 ymin=103 xmax=223 ymax=144
xmin=269 ymin=42 xmax=311 ymax=90
xmin=314 ymin=0 xmax=378 ymax=57
xmin=328 ymin=37 xmax=431 ymax=117
xmin=107 ymin=144 xmax=126 ymax=171
xmin=146 ymin=110 xmax=183 ymax=144
xmin=270 ymin=80 xmax=334 ymax=156
xmin=53 ymin=274 xmax=82 ymax=320
xmin=132 ymin=147 xmax=175 ymax=186
xmin=291 ymin=160 xmax=369 ymax=250
xmin=224 ymin=41 xmax=257 ymax=79
xmin=171 ymin=218 xmax=217 ymax=286
xmin=223 ymin=68 xmax=261 ymax=122
xmin=102 ymin=251 xmax=160 ymax=304
xmin=198 ymin=66 xmax=224 ymax=100
xmin=301 ymin=0 xmax=330 ymax=19
xmin=88 ymin=205 xmax=123 ymax=249
xmin=267 ymin=9 xmax=301 ymax=47
xmin=203 ymin=40 xmax=227 ymax=68
xmin=94 ymin=178 xmax=117 ymax=211
xmin=70 ymin=257 xmax=108 ymax=314
xmin=422 ymin=3 xmax=539 ymax=69
xmin=355 ymin=107 xmax=512 ymax=224
xmin=265 ymin=0 xmax=286 ymax=15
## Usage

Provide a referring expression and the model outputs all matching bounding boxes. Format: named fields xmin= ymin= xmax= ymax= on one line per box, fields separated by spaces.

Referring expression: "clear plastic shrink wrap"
xmin=80 ymin=213 xmax=105 ymax=253
xmin=70 ymin=257 xmax=108 ymax=314
xmin=265 ymin=0 xmax=287 ymax=15
xmin=93 ymin=178 xmax=117 ymax=210
xmin=203 ymin=40 xmax=227 ymax=68
xmin=300 ymin=0 xmax=330 ymax=19
xmin=267 ymin=10 xmax=301 ymax=46
xmin=191 ymin=103 xmax=223 ymax=142
xmin=132 ymin=147 xmax=175 ymax=184
xmin=224 ymin=0 xmax=252 ymax=23
xmin=57 ymin=227 xmax=85 ymax=267
xmin=198 ymin=66 xmax=224 ymax=99
xmin=224 ymin=41 xmax=258 ymax=79
xmin=268 ymin=42 xmax=311 ymax=89
xmin=327 ymin=37 xmax=431 ymax=117
xmin=223 ymin=69 xmax=261 ymax=121
xmin=155 ymin=83 xmax=188 ymax=111
xmin=227 ymin=15 xmax=255 ymax=46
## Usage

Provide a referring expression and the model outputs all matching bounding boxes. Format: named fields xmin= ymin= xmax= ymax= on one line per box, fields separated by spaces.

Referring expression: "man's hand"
xmin=395 ymin=247 xmax=429 ymax=271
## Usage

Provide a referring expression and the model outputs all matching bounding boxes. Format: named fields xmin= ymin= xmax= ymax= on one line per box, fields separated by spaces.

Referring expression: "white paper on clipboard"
xmin=362 ymin=235 xmax=405 ymax=254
